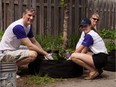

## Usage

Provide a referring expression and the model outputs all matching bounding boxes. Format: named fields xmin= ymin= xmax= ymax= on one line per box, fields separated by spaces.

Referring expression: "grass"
xmin=24 ymin=75 xmax=62 ymax=85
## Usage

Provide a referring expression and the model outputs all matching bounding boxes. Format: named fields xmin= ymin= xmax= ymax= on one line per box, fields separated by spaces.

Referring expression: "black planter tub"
xmin=28 ymin=56 xmax=83 ymax=78
xmin=104 ymin=50 xmax=116 ymax=72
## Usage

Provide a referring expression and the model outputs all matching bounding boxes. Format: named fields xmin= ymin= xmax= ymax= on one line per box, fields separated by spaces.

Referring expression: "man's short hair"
xmin=23 ymin=7 xmax=36 ymax=14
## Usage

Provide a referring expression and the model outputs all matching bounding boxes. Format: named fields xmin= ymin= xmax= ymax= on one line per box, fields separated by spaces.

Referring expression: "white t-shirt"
xmin=77 ymin=30 xmax=108 ymax=54
xmin=76 ymin=26 xmax=97 ymax=49
xmin=0 ymin=19 xmax=33 ymax=51
xmin=76 ymin=32 xmax=85 ymax=49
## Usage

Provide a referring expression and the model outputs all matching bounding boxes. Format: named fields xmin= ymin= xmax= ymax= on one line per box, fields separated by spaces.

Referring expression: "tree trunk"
xmin=62 ymin=1 xmax=69 ymax=49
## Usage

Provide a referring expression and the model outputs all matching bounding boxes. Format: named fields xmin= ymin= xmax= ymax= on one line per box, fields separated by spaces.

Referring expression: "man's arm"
xmin=20 ymin=37 xmax=48 ymax=56
xmin=29 ymin=37 xmax=43 ymax=50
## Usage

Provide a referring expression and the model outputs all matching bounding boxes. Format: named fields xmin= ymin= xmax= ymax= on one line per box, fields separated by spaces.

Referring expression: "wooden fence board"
xmin=0 ymin=0 xmax=2 ymax=30
xmin=47 ymin=0 xmax=52 ymax=35
xmin=39 ymin=0 xmax=44 ymax=36
xmin=32 ymin=0 xmax=37 ymax=34
xmin=74 ymin=0 xmax=80 ymax=34
xmin=3 ymin=0 xmax=6 ymax=30
xmin=0 ymin=0 xmax=116 ymax=36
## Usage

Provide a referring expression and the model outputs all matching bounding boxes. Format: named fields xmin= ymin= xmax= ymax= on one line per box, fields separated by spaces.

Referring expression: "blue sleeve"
xmin=13 ymin=25 xmax=27 ymax=39
xmin=27 ymin=26 xmax=34 ymax=38
xmin=82 ymin=34 xmax=93 ymax=47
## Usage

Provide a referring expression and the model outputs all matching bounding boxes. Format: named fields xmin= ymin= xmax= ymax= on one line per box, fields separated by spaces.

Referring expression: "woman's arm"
xmin=75 ymin=45 xmax=88 ymax=53
xmin=81 ymin=47 xmax=89 ymax=53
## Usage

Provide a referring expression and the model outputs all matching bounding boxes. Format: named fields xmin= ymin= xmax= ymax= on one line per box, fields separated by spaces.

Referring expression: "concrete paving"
xmin=42 ymin=71 xmax=116 ymax=87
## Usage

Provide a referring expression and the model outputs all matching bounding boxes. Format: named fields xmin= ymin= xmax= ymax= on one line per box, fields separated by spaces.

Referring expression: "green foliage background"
xmin=0 ymin=29 xmax=115 ymax=52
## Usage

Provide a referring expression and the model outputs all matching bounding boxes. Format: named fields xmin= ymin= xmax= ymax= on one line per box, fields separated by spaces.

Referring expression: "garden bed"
xmin=104 ymin=49 xmax=116 ymax=72
xmin=28 ymin=55 xmax=83 ymax=78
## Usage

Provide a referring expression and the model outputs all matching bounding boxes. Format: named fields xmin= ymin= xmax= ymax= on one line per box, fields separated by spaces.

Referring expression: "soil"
xmin=17 ymin=70 xmax=116 ymax=87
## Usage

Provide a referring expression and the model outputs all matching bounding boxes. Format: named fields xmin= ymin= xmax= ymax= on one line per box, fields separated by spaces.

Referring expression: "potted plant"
xmin=28 ymin=49 xmax=83 ymax=78
xmin=99 ymin=29 xmax=116 ymax=72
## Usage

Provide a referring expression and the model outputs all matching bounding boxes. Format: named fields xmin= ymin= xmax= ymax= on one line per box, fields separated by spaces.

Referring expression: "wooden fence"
xmin=0 ymin=0 xmax=116 ymax=36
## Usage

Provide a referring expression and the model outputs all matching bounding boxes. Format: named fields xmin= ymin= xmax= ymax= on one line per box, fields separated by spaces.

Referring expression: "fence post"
xmin=68 ymin=0 xmax=72 ymax=36
xmin=75 ymin=0 xmax=81 ymax=35
xmin=47 ymin=0 xmax=52 ymax=35
xmin=9 ymin=0 xmax=14 ymax=24
xmin=39 ymin=0 xmax=44 ymax=36
xmin=32 ymin=0 xmax=37 ymax=35
xmin=18 ymin=0 xmax=23 ymax=18
xmin=0 ymin=0 xmax=2 ymax=30
xmin=3 ymin=0 xmax=6 ymax=30
xmin=27 ymin=0 xmax=32 ymax=8
xmin=54 ymin=0 xmax=59 ymax=36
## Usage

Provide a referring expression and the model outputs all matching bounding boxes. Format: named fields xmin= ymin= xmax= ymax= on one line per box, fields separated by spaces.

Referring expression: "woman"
xmin=70 ymin=18 xmax=108 ymax=80
xmin=76 ymin=13 xmax=100 ymax=49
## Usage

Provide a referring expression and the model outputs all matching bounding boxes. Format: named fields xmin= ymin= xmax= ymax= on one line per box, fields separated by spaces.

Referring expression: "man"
xmin=0 ymin=8 xmax=53 ymax=74
xmin=76 ymin=13 xmax=100 ymax=49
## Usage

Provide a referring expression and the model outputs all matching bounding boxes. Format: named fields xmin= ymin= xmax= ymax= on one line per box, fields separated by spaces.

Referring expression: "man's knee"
xmin=29 ymin=50 xmax=38 ymax=60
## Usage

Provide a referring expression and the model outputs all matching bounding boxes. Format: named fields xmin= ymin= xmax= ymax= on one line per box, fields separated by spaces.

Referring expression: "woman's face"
xmin=90 ymin=16 xmax=99 ymax=26
xmin=80 ymin=25 xmax=91 ymax=33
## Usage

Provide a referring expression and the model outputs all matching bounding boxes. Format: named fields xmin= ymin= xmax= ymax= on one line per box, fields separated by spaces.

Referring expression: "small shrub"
xmin=68 ymin=34 xmax=80 ymax=49
xmin=99 ymin=29 xmax=116 ymax=52
xmin=35 ymin=34 xmax=63 ymax=50
xmin=0 ymin=31 xmax=4 ymax=40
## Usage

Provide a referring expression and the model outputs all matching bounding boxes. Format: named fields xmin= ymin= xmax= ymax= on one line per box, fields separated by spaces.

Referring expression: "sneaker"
xmin=16 ymin=74 xmax=20 ymax=79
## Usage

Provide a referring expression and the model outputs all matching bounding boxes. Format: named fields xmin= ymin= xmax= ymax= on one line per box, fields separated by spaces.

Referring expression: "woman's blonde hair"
xmin=91 ymin=13 xmax=100 ymax=19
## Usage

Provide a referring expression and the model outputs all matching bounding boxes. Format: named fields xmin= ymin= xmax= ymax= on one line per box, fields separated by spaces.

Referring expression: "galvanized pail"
xmin=0 ymin=63 xmax=17 ymax=87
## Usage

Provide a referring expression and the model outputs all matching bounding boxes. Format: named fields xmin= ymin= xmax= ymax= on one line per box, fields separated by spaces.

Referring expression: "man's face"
xmin=23 ymin=11 xmax=35 ymax=25
xmin=90 ymin=16 xmax=99 ymax=26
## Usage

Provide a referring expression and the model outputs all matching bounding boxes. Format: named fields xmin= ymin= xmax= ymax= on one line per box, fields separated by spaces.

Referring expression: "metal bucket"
xmin=0 ymin=63 xmax=17 ymax=87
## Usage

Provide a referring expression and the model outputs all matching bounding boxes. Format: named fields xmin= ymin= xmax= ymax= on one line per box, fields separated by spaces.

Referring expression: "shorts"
xmin=0 ymin=48 xmax=29 ymax=63
xmin=92 ymin=53 xmax=108 ymax=69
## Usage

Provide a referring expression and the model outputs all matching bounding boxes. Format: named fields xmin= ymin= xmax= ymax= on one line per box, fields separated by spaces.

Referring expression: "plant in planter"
xmin=47 ymin=48 xmax=73 ymax=60
xmin=28 ymin=57 xmax=83 ymax=78
xmin=30 ymin=30 xmax=82 ymax=78
xmin=99 ymin=29 xmax=116 ymax=52
xmin=28 ymin=48 xmax=83 ymax=78
xmin=99 ymin=29 xmax=116 ymax=72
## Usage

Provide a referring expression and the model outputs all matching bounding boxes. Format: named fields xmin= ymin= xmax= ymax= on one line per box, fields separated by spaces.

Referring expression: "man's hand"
xmin=20 ymin=38 xmax=48 ymax=56
xmin=44 ymin=54 xmax=53 ymax=60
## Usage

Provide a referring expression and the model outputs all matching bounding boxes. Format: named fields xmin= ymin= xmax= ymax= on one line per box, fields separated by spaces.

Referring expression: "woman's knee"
xmin=70 ymin=53 xmax=79 ymax=61
xmin=71 ymin=53 xmax=79 ymax=59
